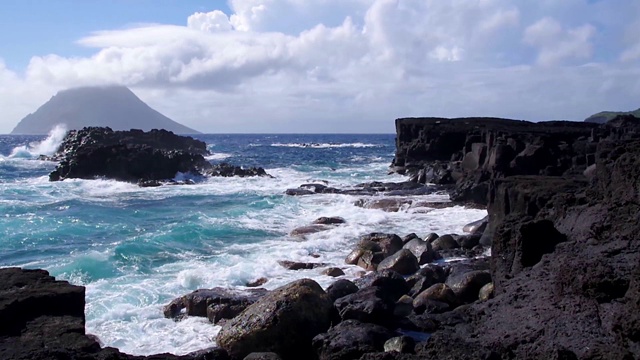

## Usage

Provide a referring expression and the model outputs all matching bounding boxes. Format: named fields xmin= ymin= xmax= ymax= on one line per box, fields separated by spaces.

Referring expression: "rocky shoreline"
xmin=2 ymin=117 xmax=639 ymax=359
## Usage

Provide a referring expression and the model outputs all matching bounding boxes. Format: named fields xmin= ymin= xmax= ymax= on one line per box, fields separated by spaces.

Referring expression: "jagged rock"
xmin=217 ymin=279 xmax=333 ymax=360
xmin=377 ymin=249 xmax=420 ymax=275
xmin=312 ymin=320 xmax=396 ymax=360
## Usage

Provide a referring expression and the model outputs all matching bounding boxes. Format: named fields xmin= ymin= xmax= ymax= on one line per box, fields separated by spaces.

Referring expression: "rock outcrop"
xmin=391 ymin=116 xmax=607 ymax=205
xmin=47 ymin=127 xmax=269 ymax=183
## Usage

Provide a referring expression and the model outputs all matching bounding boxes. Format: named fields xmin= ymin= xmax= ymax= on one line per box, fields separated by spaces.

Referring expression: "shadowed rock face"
xmin=391 ymin=115 xmax=640 ymax=206
xmin=11 ymin=86 xmax=200 ymax=135
xmin=398 ymin=118 xmax=640 ymax=359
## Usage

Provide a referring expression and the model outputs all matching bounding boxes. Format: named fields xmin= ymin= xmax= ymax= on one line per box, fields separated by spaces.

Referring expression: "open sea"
xmin=0 ymin=128 xmax=486 ymax=355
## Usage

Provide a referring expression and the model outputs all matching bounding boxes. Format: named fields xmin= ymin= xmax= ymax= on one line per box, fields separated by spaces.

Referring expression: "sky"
xmin=0 ymin=0 xmax=639 ymax=134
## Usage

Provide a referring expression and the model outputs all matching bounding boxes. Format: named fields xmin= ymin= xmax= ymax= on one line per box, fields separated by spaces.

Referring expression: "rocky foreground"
xmin=2 ymin=116 xmax=639 ymax=359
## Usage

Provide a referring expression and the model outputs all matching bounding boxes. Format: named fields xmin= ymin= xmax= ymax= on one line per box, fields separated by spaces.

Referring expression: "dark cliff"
xmin=391 ymin=116 xmax=640 ymax=205
xmin=392 ymin=115 xmax=640 ymax=359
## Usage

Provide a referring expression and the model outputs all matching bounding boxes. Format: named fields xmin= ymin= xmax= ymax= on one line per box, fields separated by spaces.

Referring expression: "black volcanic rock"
xmin=47 ymin=127 xmax=270 ymax=183
xmin=0 ymin=267 xmax=230 ymax=360
xmin=11 ymin=85 xmax=199 ymax=135
xmin=48 ymin=127 xmax=210 ymax=182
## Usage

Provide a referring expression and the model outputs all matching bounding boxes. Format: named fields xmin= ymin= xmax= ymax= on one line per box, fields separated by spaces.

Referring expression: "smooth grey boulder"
xmin=377 ymin=249 xmax=420 ymax=275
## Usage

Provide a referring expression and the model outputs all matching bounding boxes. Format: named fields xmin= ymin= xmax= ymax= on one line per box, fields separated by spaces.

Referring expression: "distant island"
xmin=585 ymin=107 xmax=640 ymax=123
xmin=10 ymin=86 xmax=200 ymax=135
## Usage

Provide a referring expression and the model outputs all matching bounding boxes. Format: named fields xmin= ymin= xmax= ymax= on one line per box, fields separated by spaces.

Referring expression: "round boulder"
xmin=216 ymin=279 xmax=333 ymax=360
xmin=445 ymin=270 xmax=492 ymax=303
xmin=413 ymin=283 xmax=458 ymax=309
xmin=431 ymin=235 xmax=460 ymax=251
xmin=326 ymin=279 xmax=359 ymax=302
xmin=376 ymin=249 xmax=419 ymax=275
xmin=479 ymin=282 xmax=494 ymax=302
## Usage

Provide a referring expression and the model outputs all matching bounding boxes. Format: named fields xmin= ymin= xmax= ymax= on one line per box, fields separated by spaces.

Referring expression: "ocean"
xmin=0 ymin=129 xmax=486 ymax=355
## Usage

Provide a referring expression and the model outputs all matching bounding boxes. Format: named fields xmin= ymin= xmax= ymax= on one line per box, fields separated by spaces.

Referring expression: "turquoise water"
xmin=0 ymin=131 xmax=486 ymax=355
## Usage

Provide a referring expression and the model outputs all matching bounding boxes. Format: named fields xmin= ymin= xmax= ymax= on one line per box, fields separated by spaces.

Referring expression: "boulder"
xmin=354 ymin=198 xmax=412 ymax=212
xmin=326 ymin=279 xmax=359 ymax=302
xmin=334 ymin=286 xmax=396 ymax=326
xmin=413 ymin=283 xmax=458 ymax=311
xmin=322 ymin=267 xmax=345 ymax=277
xmin=402 ymin=238 xmax=434 ymax=264
xmin=377 ymin=249 xmax=420 ymax=275
xmin=445 ymin=270 xmax=492 ymax=303
xmin=393 ymin=295 xmax=414 ymax=317
xmin=207 ymin=303 xmax=248 ymax=324
xmin=359 ymin=233 xmax=404 ymax=257
xmin=289 ymin=225 xmax=330 ymax=237
xmin=312 ymin=320 xmax=396 ymax=360
xmin=216 ymin=279 xmax=333 ymax=360
xmin=431 ymin=235 xmax=460 ymax=251
xmin=354 ymin=270 xmax=409 ymax=301
xmin=246 ymin=277 xmax=268 ymax=287
xmin=424 ymin=233 xmax=439 ymax=243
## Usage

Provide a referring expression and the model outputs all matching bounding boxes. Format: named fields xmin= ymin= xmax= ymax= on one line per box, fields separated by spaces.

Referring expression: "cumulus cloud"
xmin=187 ymin=10 xmax=233 ymax=32
xmin=0 ymin=0 xmax=638 ymax=133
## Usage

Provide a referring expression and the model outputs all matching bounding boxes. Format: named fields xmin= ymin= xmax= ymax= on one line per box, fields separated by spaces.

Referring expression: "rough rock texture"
xmin=48 ymin=127 xmax=268 ymax=182
xmin=216 ymin=279 xmax=333 ymax=360
xmin=0 ymin=268 xmax=229 ymax=360
xmin=163 ymin=287 xmax=267 ymax=319
xmin=312 ymin=320 xmax=396 ymax=360
xmin=393 ymin=116 xmax=640 ymax=359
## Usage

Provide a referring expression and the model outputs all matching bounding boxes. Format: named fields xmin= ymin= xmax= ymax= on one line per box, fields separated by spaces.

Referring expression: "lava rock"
xmin=312 ymin=320 xmax=396 ymax=360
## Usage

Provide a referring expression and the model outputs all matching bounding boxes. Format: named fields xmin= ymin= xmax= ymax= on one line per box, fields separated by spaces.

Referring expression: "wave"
xmin=8 ymin=124 xmax=68 ymax=159
xmin=204 ymin=153 xmax=232 ymax=161
xmin=269 ymin=142 xmax=382 ymax=149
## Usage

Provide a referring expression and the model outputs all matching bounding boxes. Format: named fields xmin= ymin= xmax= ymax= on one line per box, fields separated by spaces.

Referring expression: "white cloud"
xmin=0 ymin=0 xmax=638 ymax=134
xmin=187 ymin=10 xmax=233 ymax=32
xmin=523 ymin=17 xmax=596 ymax=66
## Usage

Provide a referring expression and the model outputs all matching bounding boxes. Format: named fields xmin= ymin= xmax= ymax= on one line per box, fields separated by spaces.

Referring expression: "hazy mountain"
xmin=585 ymin=107 xmax=640 ymax=124
xmin=11 ymin=86 xmax=200 ymax=134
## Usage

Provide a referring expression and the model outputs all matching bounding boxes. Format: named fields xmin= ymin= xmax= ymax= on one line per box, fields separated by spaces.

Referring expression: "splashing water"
xmin=8 ymin=124 xmax=68 ymax=158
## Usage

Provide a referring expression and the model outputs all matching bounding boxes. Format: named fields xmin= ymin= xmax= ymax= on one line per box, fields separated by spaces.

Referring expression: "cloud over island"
xmin=1 ymin=0 xmax=639 ymax=133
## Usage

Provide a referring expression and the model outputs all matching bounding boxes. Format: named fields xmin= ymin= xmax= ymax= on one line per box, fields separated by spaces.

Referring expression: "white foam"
xmin=204 ymin=153 xmax=232 ymax=161
xmin=270 ymin=142 xmax=382 ymax=149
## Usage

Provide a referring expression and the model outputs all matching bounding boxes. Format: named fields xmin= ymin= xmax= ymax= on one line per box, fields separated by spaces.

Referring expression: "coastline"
xmin=2 ymin=117 xmax=640 ymax=359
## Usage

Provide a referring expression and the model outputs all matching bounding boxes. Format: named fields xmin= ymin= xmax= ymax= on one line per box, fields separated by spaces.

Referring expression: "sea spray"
xmin=8 ymin=124 xmax=68 ymax=158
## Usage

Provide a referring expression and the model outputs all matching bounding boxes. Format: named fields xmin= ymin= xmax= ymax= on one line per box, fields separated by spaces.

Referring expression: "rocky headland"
xmin=2 ymin=116 xmax=639 ymax=359
xmin=47 ymin=127 xmax=269 ymax=184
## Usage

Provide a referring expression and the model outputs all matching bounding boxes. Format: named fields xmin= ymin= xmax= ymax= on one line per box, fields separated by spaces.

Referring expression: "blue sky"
xmin=0 ymin=1 xmax=230 ymax=71
xmin=0 ymin=0 xmax=639 ymax=133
